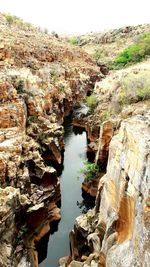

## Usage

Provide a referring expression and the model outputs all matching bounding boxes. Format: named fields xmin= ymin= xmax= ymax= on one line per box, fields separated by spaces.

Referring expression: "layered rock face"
xmin=68 ymin=112 xmax=150 ymax=267
xmin=0 ymin=187 xmax=24 ymax=267
xmin=0 ymin=13 xmax=100 ymax=266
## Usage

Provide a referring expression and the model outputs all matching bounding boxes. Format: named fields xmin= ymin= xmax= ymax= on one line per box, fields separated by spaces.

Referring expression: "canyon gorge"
xmin=0 ymin=13 xmax=150 ymax=267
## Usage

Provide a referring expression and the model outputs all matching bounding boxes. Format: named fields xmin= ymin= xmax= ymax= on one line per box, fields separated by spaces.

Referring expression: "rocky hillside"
xmin=69 ymin=24 xmax=150 ymax=66
xmin=0 ymin=13 xmax=100 ymax=267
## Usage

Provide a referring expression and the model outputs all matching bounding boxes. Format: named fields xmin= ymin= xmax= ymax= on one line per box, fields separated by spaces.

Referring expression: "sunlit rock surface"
xmin=68 ymin=112 xmax=150 ymax=267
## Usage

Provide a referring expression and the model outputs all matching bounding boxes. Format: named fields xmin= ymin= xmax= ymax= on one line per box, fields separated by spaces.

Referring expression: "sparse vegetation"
xmin=68 ymin=36 xmax=79 ymax=46
xmin=86 ymin=94 xmax=98 ymax=113
xmin=50 ymin=67 xmax=59 ymax=83
xmin=27 ymin=116 xmax=37 ymax=126
xmin=4 ymin=13 xmax=35 ymax=30
xmin=111 ymin=70 xmax=150 ymax=111
xmin=113 ymin=33 xmax=150 ymax=68
xmin=100 ymin=110 xmax=111 ymax=122
xmin=5 ymin=14 xmax=16 ymax=25
xmin=93 ymin=48 xmax=108 ymax=62
xmin=120 ymin=71 xmax=150 ymax=103
xmin=58 ymin=82 xmax=66 ymax=93
xmin=38 ymin=132 xmax=47 ymax=142
xmin=80 ymin=161 xmax=99 ymax=182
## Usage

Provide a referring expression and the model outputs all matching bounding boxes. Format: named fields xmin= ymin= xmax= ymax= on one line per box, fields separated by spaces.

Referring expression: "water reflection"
xmin=39 ymin=111 xmax=94 ymax=267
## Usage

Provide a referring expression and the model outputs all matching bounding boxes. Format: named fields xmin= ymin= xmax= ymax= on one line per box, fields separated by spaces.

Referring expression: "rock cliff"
xmin=0 ymin=13 xmax=100 ymax=266
xmin=62 ymin=47 xmax=150 ymax=266
xmin=67 ymin=111 xmax=150 ymax=267
xmin=64 ymin=56 xmax=150 ymax=267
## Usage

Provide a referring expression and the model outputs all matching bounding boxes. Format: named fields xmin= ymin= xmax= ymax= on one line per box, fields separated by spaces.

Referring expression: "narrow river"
xmin=39 ymin=113 xmax=89 ymax=267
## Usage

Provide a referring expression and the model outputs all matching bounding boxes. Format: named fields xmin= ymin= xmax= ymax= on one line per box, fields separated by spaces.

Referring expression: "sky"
xmin=0 ymin=0 xmax=150 ymax=34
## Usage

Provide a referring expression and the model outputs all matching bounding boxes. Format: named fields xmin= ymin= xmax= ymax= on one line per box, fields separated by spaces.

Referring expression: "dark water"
xmin=39 ymin=114 xmax=89 ymax=267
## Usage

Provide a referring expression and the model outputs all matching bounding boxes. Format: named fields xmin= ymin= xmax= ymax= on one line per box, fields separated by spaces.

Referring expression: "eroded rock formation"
xmin=0 ymin=13 xmax=100 ymax=266
xmin=67 ymin=112 xmax=150 ymax=267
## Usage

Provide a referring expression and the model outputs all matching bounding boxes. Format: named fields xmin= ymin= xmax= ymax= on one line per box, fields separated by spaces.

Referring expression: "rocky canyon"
xmin=0 ymin=13 xmax=150 ymax=267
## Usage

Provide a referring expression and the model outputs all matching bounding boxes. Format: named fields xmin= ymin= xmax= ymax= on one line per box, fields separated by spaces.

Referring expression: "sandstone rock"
xmin=69 ymin=261 xmax=83 ymax=267
xmin=95 ymin=121 xmax=113 ymax=167
xmin=17 ymin=257 xmax=31 ymax=267
xmin=90 ymin=260 xmax=99 ymax=267
xmin=0 ymin=187 xmax=29 ymax=266
xmin=87 ymin=233 xmax=100 ymax=253
xmin=27 ymin=203 xmax=44 ymax=212
xmin=59 ymin=256 xmax=69 ymax=267
xmin=82 ymin=179 xmax=99 ymax=197
xmin=68 ymin=112 xmax=150 ymax=267
xmin=75 ymin=209 xmax=96 ymax=234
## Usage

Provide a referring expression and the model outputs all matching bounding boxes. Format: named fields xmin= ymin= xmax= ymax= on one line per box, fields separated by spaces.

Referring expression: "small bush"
xmin=86 ymin=94 xmax=98 ymax=113
xmin=51 ymin=31 xmax=59 ymax=38
xmin=58 ymin=82 xmax=65 ymax=93
xmin=50 ymin=68 xmax=59 ymax=83
xmin=118 ymin=70 xmax=150 ymax=105
xmin=80 ymin=161 xmax=99 ymax=181
xmin=27 ymin=116 xmax=37 ymax=125
xmin=5 ymin=14 xmax=17 ymax=25
xmin=68 ymin=37 xmax=79 ymax=46
xmin=100 ymin=110 xmax=111 ymax=122
xmin=137 ymin=86 xmax=150 ymax=100
xmin=113 ymin=33 xmax=150 ymax=68
xmin=4 ymin=13 xmax=35 ymax=31
xmin=93 ymin=48 xmax=108 ymax=62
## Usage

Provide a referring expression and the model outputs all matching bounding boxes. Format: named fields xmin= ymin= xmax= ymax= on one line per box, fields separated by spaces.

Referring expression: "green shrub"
xmin=137 ymin=86 xmax=150 ymax=100
xmin=68 ymin=37 xmax=79 ymax=46
xmin=86 ymin=94 xmax=98 ymax=113
xmin=5 ymin=14 xmax=17 ymax=25
xmin=113 ymin=33 xmax=150 ymax=68
xmin=80 ymin=161 xmax=99 ymax=181
xmin=4 ymin=13 xmax=35 ymax=31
